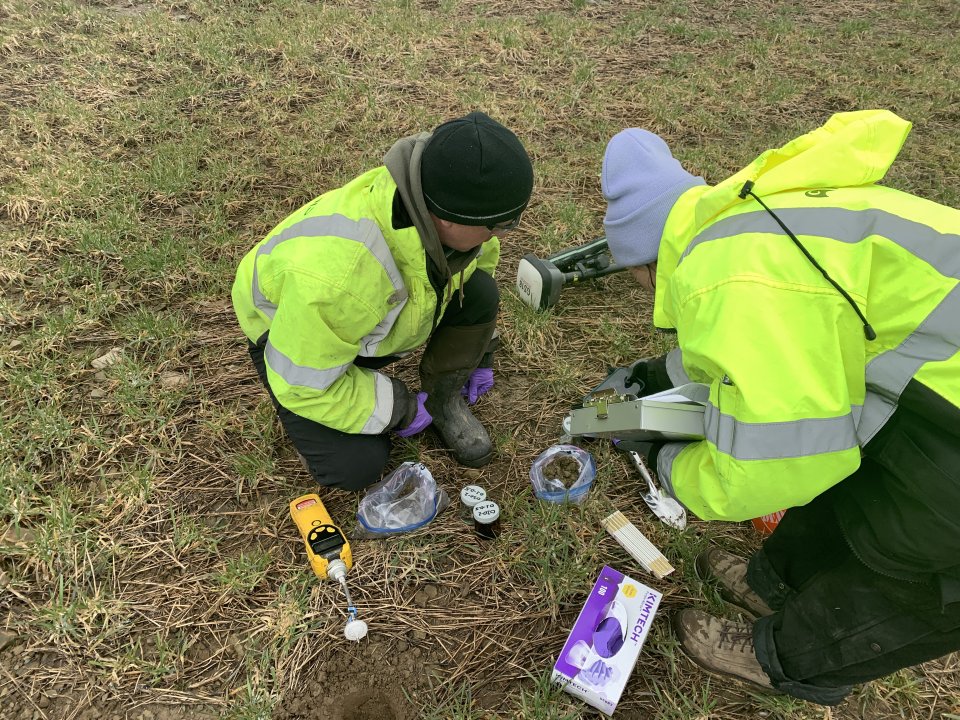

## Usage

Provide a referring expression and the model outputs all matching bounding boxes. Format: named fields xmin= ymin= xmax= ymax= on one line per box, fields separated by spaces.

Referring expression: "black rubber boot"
xmin=419 ymin=321 xmax=496 ymax=468
xmin=422 ymin=368 xmax=493 ymax=467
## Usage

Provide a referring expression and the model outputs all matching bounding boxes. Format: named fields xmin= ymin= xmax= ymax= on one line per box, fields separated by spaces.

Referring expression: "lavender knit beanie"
xmin=602 ymin=129 xmax=705 ymax=267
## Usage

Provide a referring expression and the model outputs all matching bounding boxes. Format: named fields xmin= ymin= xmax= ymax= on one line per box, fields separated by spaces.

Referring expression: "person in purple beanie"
xmin=597 ymin=111 xmax=960 ymax=706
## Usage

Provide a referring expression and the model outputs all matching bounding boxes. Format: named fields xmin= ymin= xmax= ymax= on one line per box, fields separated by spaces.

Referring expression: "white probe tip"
xmin=344 ymin=619 xmax=368 ymax=642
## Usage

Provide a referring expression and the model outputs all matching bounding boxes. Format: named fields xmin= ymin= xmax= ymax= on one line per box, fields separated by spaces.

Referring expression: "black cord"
xmin=739 ymin=181 xmax=876 ymax=341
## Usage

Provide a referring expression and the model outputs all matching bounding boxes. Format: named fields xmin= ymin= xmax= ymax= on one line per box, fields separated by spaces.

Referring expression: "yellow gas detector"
xmin=289 ymin=493 xmax=352 ymax=580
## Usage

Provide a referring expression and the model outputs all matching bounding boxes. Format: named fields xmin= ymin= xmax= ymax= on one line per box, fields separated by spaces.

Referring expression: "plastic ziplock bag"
xmin=530 ymin=444 xmax=597 ymax=504
xmin=355 ymin=462 xmax=449 ymax=538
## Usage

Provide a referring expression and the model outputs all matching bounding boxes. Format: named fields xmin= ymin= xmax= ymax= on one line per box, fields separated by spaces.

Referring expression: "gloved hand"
xmin=395 ymin=392 xmax=432 ymax=437
xmin=585 ymin=361 xmax=647 ymax=400
xmin=613 ymin=438 xmax=662 ymax=468
xmin=460 ymin=367 xmax=494 ymax=405
xmin=585 ymin=355 xmax=672 ymax=400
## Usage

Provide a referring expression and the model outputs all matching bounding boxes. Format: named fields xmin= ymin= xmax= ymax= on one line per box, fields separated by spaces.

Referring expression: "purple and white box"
xmin=551 ymin=565 xmax=662 ymax=716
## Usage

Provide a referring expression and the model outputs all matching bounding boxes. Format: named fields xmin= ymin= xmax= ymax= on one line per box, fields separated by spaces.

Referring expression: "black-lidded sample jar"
xmin=459 ymin=485 xmax=486 ymax=523
xmin=473 ymin=500 xmax=501 ymax=539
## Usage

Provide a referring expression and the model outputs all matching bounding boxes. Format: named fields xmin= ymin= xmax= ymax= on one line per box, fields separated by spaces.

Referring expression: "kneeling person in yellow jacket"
xmin=232 ymin=111 xmax=533 ymax=490
xmin=599 ymin=110 xmax=960 ymax=705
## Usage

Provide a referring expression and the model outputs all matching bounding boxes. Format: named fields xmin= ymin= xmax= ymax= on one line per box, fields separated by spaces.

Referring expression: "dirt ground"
xmin=275 ymin=636 xmax=424 ymax=720
xmin=3 ymin=334 xmax=959 ymax=720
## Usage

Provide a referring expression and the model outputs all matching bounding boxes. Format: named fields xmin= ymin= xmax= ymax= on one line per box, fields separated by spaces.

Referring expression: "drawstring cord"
xmin=739 ymin=181 xmax=876 ymax=341
xmin=443 ymin=269 xmax=467 ymax=309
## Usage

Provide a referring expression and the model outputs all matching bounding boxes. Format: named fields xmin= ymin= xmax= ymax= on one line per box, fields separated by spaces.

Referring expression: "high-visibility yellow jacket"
xmin=231 ymin=156 xmax=499 ymax=434
xmin=654 ymin=110 xmax=960 ymax=522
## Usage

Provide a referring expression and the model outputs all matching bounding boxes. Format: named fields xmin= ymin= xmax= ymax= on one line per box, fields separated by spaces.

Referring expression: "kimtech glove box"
xmin=551 ymin=565 xmax=663 ymax=716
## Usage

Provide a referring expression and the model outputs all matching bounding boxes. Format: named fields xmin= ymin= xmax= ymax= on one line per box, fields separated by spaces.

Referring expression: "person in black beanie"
xmin=232 ymin=111 xmax=533 ymax=491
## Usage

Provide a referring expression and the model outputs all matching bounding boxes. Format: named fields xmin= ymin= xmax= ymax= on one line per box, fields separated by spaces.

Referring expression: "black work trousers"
xmin=748 ymin=388 xmax=960 ymax=705
xmin=248 ymin=269 xmax=498 ymax=492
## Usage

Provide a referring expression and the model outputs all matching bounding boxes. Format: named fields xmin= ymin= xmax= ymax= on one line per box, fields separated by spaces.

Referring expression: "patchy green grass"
xmin=1 ymin=0 xmax=958 ymax=718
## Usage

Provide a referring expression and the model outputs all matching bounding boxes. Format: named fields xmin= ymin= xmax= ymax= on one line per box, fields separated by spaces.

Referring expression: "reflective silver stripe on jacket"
xmin=266 ymin=339 xmax=394 ymax=433
xmin=703 ymin=403 xmax=859 ymax=460
xmin=859 ymin=283 xmax=960 ymax=443
xmin=252 ymin=214 xmax=389 ymax=320
xmin=360 ymin=372 xmax=393 ymax=434
xmin=676 ymin=205 xmax=960 ymax=457
xmin=251 ymin=213 xmax=409 ymax=393
xmin=679 ymin=207 xmax=960 ymax=274
xmin=265 ymin=340 xmax=351 ymax=392
xmin=665 ymin=347 xmax=691 ymax=385
xmin=656 ymin=442 xmax=689 ymax=503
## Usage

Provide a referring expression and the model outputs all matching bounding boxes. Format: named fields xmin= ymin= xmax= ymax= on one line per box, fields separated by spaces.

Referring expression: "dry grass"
xmin=1 ymin=0 xmax=959 ymax=718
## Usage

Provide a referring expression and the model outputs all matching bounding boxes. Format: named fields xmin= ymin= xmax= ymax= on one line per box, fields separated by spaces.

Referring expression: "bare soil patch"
xmin=275 ymin=641 xmax=415 ymax=720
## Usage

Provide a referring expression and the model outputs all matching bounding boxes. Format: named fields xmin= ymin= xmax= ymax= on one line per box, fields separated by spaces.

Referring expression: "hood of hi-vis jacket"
xmin=654 ymin=109 xmax=913 ymax=328
xmin=231 ymin=156 xmax=500 ymax=436
xmin=651 ymin=109 xmax=960 ymax=534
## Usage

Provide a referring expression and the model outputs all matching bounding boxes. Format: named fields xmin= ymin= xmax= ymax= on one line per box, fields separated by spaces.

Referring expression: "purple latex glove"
xmin=460 ymin=367 xmax=494 ymax=405
xmin=395 ymin=392 xmax=432 ymax=437
xmin=593 ymin=616 xmax=626 ymax=658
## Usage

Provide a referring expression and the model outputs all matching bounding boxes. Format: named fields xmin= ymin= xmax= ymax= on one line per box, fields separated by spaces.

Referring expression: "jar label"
xmin=473 ymin=500 xmax=500 ymax=522
xmin=461 ymin=485 xmax=486 ymax=504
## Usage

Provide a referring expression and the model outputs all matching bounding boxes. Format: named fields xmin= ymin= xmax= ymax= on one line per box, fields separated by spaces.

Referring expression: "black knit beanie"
xmin=421 ymin=111 xmax=533 ymax=226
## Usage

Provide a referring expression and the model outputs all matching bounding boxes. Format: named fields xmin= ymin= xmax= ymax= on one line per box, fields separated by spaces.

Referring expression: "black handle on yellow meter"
xmin=289 ymin=494 xmax=352 ymax=580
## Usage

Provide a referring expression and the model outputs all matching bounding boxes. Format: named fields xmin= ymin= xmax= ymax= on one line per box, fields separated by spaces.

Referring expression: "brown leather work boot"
xmin=695 ymin=548 xmax=775 ymax=618
xmin=672 ymin=608 xmax=780 ymax=694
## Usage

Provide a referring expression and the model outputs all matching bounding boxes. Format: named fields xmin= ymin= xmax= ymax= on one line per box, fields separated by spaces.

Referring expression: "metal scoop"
xmin=618 ymin=445 xmax=687 ymax=530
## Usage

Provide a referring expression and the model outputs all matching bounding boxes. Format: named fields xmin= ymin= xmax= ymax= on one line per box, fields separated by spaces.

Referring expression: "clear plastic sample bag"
xmin=529 ymin=444 xmax=597 ymax=504
xmin=356 ymin=462 xmax=449 ymax=537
